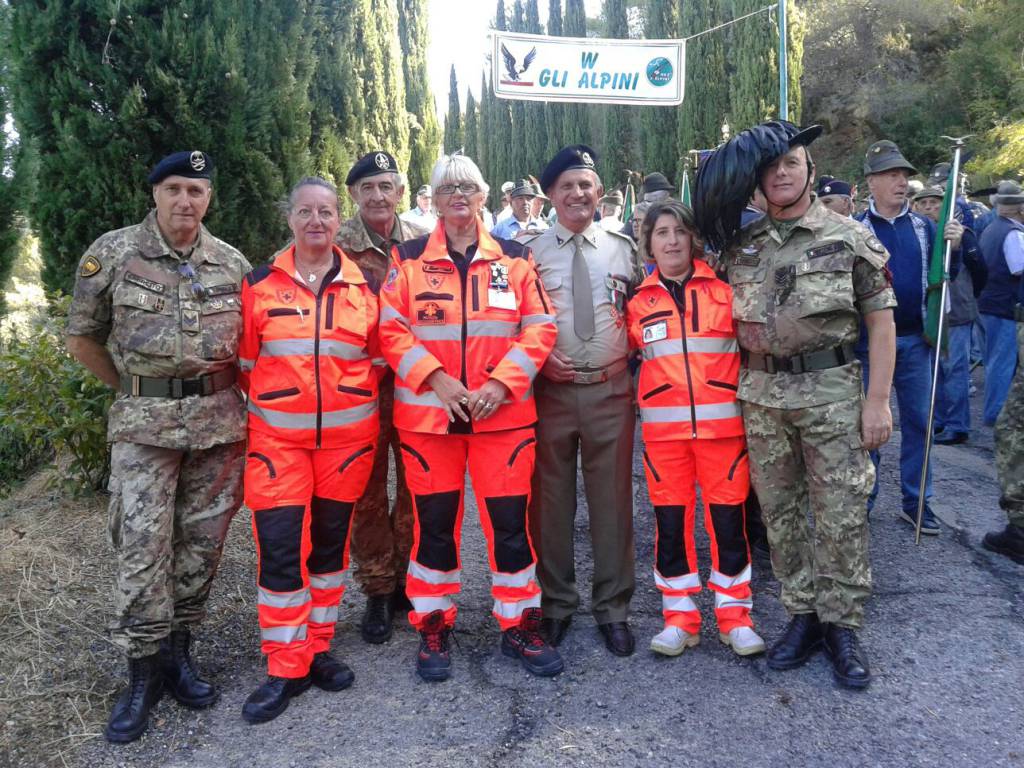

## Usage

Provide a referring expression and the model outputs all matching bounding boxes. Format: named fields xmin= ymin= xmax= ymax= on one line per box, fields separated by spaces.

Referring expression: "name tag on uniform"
xmin=642 ymin=321 xmax=668 ymax=344
xmin=488 ymin=288 xmax=517 ymax=310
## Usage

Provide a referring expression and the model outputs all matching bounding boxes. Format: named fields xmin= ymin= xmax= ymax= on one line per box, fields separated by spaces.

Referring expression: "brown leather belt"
xmin=120 ymin=367 xmax=237 ymax=398
xmin=570 ymin=358 xmax=628 ymax=385
xmin=741 ymin=343 xmax=856 ymax=375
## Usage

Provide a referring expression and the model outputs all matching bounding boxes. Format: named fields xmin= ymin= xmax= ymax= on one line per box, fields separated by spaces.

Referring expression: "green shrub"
xmin=0 ymin=295 xmax=112 ymax=494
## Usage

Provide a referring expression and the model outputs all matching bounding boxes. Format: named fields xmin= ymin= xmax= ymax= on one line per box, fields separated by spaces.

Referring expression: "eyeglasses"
xmin=435 ymin=182 xmax=480 ymax=196
xmin=178 ymin=262 xmax=208 ymax=300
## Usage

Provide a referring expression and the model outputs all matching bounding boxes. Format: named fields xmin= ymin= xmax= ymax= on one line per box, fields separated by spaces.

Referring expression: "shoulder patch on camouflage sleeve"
xmin=80 ymin=255 xmax=102 ymax=277
xmin=865 ymin=235 xmax=885 ymax=254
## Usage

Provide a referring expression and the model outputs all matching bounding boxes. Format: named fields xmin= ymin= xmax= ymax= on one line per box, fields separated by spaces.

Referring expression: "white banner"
xmin=492 ymin=31 xmax=685 ymax=107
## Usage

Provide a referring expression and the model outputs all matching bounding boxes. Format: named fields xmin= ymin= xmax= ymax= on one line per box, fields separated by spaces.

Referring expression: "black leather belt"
xmin=742 ymin=343 xmax=856 ymax=375
xmin=1015 ymin=305 xmax=1024 ymax=323
xmin=120 ymin=367 xmax=237 ymax=398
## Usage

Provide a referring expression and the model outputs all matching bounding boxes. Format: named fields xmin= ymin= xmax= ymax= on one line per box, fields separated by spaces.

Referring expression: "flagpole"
xmin=778 ymin=0 xmax=788 ymax=120
xmin=915 ymin=135 xmax=969 ymax=544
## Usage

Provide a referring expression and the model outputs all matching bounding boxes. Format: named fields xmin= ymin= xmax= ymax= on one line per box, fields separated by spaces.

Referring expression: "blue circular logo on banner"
xmin=646 ymin=57 xmax=673 ymax=87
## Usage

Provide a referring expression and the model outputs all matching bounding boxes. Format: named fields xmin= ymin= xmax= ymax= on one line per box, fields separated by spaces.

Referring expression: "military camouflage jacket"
xmin=334 ymin=213 xmax=429 ymax=286
xmin=720 ymin=200 xmax=897 ymax=409
xmin=67 ymin=211 xmax=251 ymax=449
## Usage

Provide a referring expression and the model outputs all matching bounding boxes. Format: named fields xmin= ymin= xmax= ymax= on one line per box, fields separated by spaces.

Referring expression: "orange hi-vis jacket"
xmin=627 ymin=259 xmax=744 ymax=442
xmin=238 ymin=243 xmax=382 ymax=449
xmin=379 ymin=220 xmax=557 ymax=435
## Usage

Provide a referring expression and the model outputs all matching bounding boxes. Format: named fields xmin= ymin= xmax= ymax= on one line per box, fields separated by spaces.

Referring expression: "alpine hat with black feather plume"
xmin=693 ymin=120 xmax=822 ymax=252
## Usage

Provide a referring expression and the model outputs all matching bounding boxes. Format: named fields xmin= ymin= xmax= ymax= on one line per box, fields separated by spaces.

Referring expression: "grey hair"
xmin=430 ymin=154 xmax=490 ymax=198
xmin=285 ymin=176 xmax=339 ymax=215
xmin=996 ymin=201 xmax=1024 ymax=216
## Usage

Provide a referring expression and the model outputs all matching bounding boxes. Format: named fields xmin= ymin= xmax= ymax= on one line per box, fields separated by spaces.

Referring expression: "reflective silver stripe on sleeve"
xmin=239 ymin=356 xmax=256 ymax=372
xmin=492 ymin=593 xmax=541 ymax=619
xmin=408 ymin=560 xmax=461 ymax=585
xmin=309 ymin=605 xmax=339 ymax=624
xmin=248 ymin=401 xmax=376 ymax=430
xmin=654 ymin=570 xmax=701 ymax=591
xmin=640 ymin=402 xmax=742 ymax=424
xmin=412 ymin=325 xmax=462 ymax=342
xmin=380 ymin=305 xmax=409 ymax=326
xmin=520 ymin=313 xmax=555 ymax=327
xmin=467 ymin=319 xmax=519 ymax=338
xmin=260 ymin=624 xmax=308 ymax=644
xmin=394 ymin=387 xmax=444 ymax=408
xmin=502 ymin=346 xmax=538 ymax=382
xmin=398 ymin=345 xmax=430 ymax=380
xmin=491 ymin=565 xmax=536 ymax=589
xmin=257 ymin=587 xmax=310 ymax=609
xmin=708 ymin=564 xmax=752 ymax=590
xmin=662 ymin=594 xmax=699 ymax=613
xmin=309 ymin=571 xmax=345 ymax=591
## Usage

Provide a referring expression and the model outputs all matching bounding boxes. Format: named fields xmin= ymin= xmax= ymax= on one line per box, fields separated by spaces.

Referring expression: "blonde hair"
xmin=429 ymin=154 xmax=490 ymax=198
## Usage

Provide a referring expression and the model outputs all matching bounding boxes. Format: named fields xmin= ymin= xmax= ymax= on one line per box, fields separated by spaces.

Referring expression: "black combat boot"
xmin=823 ymin=623 xmax=872 ymax=689
xmin=309 ymin=651 xmax=355 ymax=691
xmin=766 ymin=613 xmax=823 ymax=671
xmin=105 ymin=654 xmax=163 ymax=743
xmin=982 ymin=524 xmax=1024 ymax=565
xmin=361 ymin=594 xmax=395 ymax=644
xmin=502 ymin=608 xmax=565 ymax=676
xmin=242 ymin=675 xmax=312 ymax=724
xmin=415 ymin=609 xmax=452 ymax=682
xmin=160 ymin=629 xmax=218 ymax=708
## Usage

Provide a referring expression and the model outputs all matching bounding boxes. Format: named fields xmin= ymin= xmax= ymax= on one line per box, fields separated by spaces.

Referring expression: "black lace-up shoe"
xmin=766 ymin=613 xmax=823 ymax=671
xmin=361 ymin=594 xmax=395 ymax=644
xmin=160 ymin=630 xmax=217 ymax=709
xmin=823 ymin=624 xmax=871 ymax=690
xmin=416 ymin=609 xmax=452 ymax=682
xmin=105 ymin=654 xmax=163 ymax=743
xmin=309 ymin=651 xmax=355 ymax=691
xmin=982 ymin=524 xmax=1024 ymax=565
xmin=242 ymin=675 xmax=312 ymax=724
xmin=502 ymin=608 xmax=565 ymax=676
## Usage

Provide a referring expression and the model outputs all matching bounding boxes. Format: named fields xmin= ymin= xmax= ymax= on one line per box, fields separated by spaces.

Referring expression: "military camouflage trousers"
xmin=350 ymin=375 xmax=414 ymax=597
xmin=742 ymin=395 xmax=874 ymax=627
xmin=107 ymin=439 xmax=245 ymax=657
xmin=994 ymin=322 xmax=1024 ymax=530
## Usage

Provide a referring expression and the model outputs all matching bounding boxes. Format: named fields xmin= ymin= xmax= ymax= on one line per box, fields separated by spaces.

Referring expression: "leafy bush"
xmin=0 ymin=295 xmax=112 ymax=494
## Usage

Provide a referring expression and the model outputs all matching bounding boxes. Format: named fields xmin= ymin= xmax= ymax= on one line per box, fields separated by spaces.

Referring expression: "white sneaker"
xmin=719 ymin=626 xmax=766 ymax=656
xmin=650 ymin=625 xmax=700 ymax=656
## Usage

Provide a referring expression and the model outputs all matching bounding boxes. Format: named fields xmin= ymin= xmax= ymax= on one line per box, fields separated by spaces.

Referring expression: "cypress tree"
xmin=398 ymin=0 xmax=440 ymax=193
xmin=641 ymin=0 xmax=680 ymax=179
xmin=523 ymin=0 xmax=547 ymax=176
xmin=443 ymin=64 xmax=464 ymax=153
xmin=601 ymin=0 xmax=638 ymax=190
xmin=492 ymin=0 xmax=515 ymax=204
xmin=0 ymin=53 xmax=18 ymax=316
xmin=477 ymin=70 xmax=492 ymax=179
xmin=8 ymin=0 xmax=318 ymax=290
xmin=677 ymin=2 xmax=729 ymax=166
xmin=508 ymin=0 xmax=528 ymax=178
xmin=562 ymin=0 xmax=587 ymax=146
xmin=464 ymin=91 xmax=479 ymax=162
xmin=728 ymin=0 xmax=776 ymax=129
xmin=544 ymin=0 xmax=565 ymax=159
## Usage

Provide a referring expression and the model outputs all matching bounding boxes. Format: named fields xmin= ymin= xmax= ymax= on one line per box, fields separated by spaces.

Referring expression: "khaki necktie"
xmin=572 ymin=234 xmax=595 ymax=341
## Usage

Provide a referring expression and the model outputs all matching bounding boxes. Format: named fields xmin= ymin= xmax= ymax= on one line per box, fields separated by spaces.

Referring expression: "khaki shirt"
xmin=720 ymin=200 xmax=896 ymax=409
xmin=67 ymin=211 xmax=251 ymax=449
xmin=527 ymin=221 xmax=638 ymax=369
xmin=335 ymin=213 xmax=429 ymax=285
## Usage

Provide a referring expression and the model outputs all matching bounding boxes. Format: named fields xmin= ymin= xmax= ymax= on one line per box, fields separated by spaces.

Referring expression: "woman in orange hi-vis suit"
xmin=626 ymin=200 xmax=766 ymax=658
xmin=378 ymin=153 xmax=562 ymax=682
xmin=237 ymin=177 xmax=381 ymax=723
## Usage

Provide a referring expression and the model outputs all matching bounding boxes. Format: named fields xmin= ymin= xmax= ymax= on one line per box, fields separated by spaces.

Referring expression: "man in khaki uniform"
xmin=66 ymin=151 xmax=250 ymax=742
xmin=526 ymin=145 xmax=639 ymax=657
xmin=335 ymin=151 xmax=428 ymax=643
xmin=695 ymin=121 xmax=897 ymax=690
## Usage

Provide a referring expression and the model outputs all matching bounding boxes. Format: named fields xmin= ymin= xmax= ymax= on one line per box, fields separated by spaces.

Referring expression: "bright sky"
xmin=427 ymin=0 xmax=603 ymax=119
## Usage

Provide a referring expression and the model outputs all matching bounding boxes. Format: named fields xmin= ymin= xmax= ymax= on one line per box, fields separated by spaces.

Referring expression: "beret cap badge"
xmin=375 ymin=153 xmax=390 ymax=170
xmin=189 ymin=151 xmax=206 ymax=172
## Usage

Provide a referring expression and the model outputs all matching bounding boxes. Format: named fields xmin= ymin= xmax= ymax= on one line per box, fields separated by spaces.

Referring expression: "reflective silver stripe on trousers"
xmin=654 ymin=570 xmax=701 ymax=591
xmin=309 ymin=605 xmax=339 ymax=624
xmin=261 ymin=338 xmax=367 ymax=361
xmin=413 ymin=325 xmax=462 ymax=342
xmin=239 ymin=356 xmax=256 ymax=372
xmin=502 ymin=346 xmax=538 ymax=382
xmin=257 ymin=587 xmax=310 ymax=609
xmin=409 ymin=560 xmax=461 ymax=585
xmin=411 ymin=595 xmax=454 ymax=614
xmin=468 ymin=320 xmax=519 ymax=338
xmin=260 ymin=624 xmax=308 ymax=644
xmin=521 ymin=314 xmax=555 ymax=327
xmin=642 ymin=337 xmax=738 ymax=360
xmin=491 ymin=564 xmax=536 ymax=589
xmin=248 ymin=400 xmax=377 ymax=430
xmin=380 ymin=305 xmax=409 ymax=326
xmin=398 ymin=345 xmax=431 ymax=380
xmin=492 ymin=593 xmax=541 ymax=619
xmin=640 ymin=401 xmax=743 ymax=424
xmin=663 ymin=594 xmax=699 ymax=612
xmin=708 ymin=564 xmax=752 ymax=590
xmin=715 ymin=592 xmax=753 ymax=611
xmin=394 ymin=387 xmax=444 ymax=408
xmin=309 ymin=571 xmax=345 ymax=591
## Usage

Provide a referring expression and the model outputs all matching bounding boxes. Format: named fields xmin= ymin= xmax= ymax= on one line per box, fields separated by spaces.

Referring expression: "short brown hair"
xmin=640 ymin=200 xmax=704 ymax=263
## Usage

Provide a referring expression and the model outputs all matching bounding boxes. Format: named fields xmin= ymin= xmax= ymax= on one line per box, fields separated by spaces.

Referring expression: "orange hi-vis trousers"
xmin=641 ymin=435 xmax=754 ymax=634
xmin=398 ymin=427 xmax=541 ymax=631
xmin=244 ymin=432 xmax=375 ymax=678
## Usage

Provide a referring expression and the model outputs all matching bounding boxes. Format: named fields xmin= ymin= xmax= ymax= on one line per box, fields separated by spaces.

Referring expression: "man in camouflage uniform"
xmin=697 ymin=121 xmax=897 ymax=690
xmin=335 ymin=151 xmax=428 ymax=643
xmin=66 ymin=151 xmax=250 ymax=742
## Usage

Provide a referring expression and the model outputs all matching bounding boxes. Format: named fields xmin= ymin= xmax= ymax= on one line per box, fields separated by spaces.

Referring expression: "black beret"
xmin=148 ymin=151 xmax=213 ymax=185
xmin=540 ymin=144 xmax=598 ymax=193
xmin=817 ymin=177 xmax=852 ymax=197
xmin=346 ymin=151 xmax=400 ymax=186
